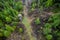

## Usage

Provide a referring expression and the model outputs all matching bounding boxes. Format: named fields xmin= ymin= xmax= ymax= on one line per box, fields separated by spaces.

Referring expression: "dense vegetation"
xmin=0 ymin=0 xmax=60 ymax=40
xmin=31 ymin=0 xmax=60 ymax=40
xmin=0 ymin=0 xmax=23 ymax=38
xmin=31 ymin=0 xmax=60 ymax=12
xmin=43 ymin=13 xmax=60 ymax=40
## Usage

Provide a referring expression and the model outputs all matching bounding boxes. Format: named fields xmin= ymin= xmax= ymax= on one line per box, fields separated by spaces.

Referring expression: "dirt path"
xmin=22 ymin=5 xmax=37 ymax=40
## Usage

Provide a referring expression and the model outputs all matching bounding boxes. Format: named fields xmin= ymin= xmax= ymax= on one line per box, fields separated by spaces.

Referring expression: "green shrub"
xmin=0 ymin=33 xmax=3 ymax=37
xmin=31 ymin=0 xmax=60 ymax=11
xmin=5 ymin=24 xmax=15 ymax=32
xmin=14 ymin=1 xmax=23 ymax=11
xmin=35 ymin=18 xmax=40 ymax=25
xmin=46 ymin=34 xmax=52 ymax=40
xmin=0 ymin=0 xmax=23 ymax=37
xmin=45 ymin=0 xmax=53 ymax=7
xmin=43 ymin=13 xmax=60 ymax=40
xmin=3 ymin=30 xmax=11 ymax=37
xmin=19 ymin=28 xmax=23 ymax=33
xmin=6 ymin=17 xmax=12 ymax=23
xmin=43 ymin=23 xmax=52 ymax=35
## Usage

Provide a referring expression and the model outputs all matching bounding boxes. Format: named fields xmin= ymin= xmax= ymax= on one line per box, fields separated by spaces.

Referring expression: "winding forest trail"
xmin=22 ymin=5 xmax=37 ymax=40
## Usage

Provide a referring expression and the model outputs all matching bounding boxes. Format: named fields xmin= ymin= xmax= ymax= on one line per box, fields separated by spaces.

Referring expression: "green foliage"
xmin=0 ymin=0 xmax=23 ymax=37
xmin=0 ymin=20 xmax=4 ymax=27
xmin=43 ymin=13 xmax=60 ymax=40
xmin=43 ymin=23 xmax=52 ymax=35
xmin=31 ymin=0 xmax=60 ymax=11
xmin=3 ymin=30 xmax=11 ymax=37
xmin=19 ymin=28 xmax=23 ymax=33
xmin=11 ymin=22 xmax=18 ymax=26
xmin=30 ymin=1 xmax=37 ymax=12
xmin=6 ymin=17 xmax=12 ymax=23
xmin=46 ymin=34 xmax=52 ymax=40
xmin=31 ymin=2 xmax=36 ymax=8
xmin=14 ymin=1 xmax=23 ymax=11
xmin=35 ymin=18 xmax=40 ymax=25
xmin=45 ymin=0 xmax=53 ymax=7
xmin=44 ymin=23 xmax=52 ymax=28
xmin=0 ymin=33 xmax=3 ymax=37
xmin=5 ymin=24 xmax=15 ymax=32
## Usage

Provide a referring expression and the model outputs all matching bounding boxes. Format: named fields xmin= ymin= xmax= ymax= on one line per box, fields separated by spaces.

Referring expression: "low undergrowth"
xmin=0 ymin=0 xmax=23 ymax=38
xmin=43 ymin=13 xmax=60 ymax=40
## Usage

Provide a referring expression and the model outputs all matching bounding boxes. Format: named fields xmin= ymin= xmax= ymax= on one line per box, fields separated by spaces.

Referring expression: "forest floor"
xmin=6 ymin=5 xmax=53 ymax=40
xmin=22 ymin=5 xmax=37 ymax=40
xmin=6 ymin=5 xmax=36 ymax=40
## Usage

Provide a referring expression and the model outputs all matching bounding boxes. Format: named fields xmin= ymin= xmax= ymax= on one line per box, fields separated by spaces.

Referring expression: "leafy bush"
xmin=30 ymin=1 xmax=37 ymax=12
xmin=31 ymin=0 xmax=60 ymax=11
xmin=0 ymin=0 xmax=23 ymax=37
xmin=43 ymin=23 xmax=52 ymax=35
xmin=43 ymin=13 xmax=60 ymax=40
xmin=35 ymin=18 xmax=40 ymax=25
xmin=5 ymin=24 xmax=15 ymax=32
xmin=19 ymin=28 xmax=23 ymax=33
xmin=46 ymin=34 xmax=52 ymax=40
xmin=3 ymin=30 xmax=11 ymax=37
xmin=0 ymin=32 xmax=3 ymax=37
